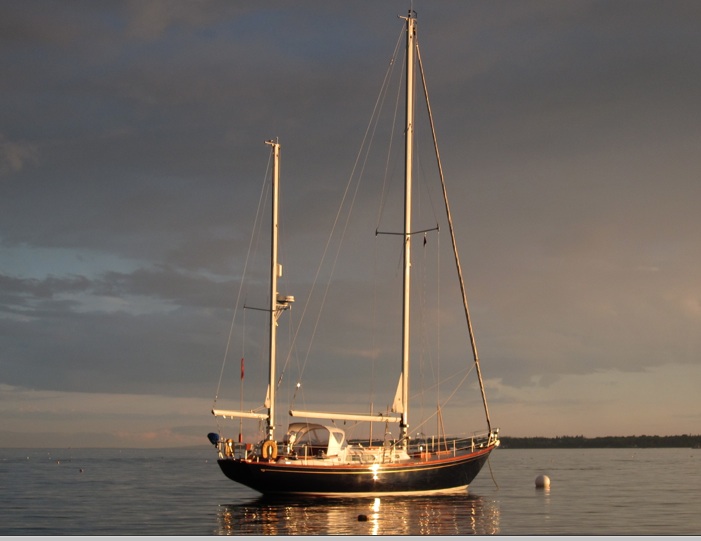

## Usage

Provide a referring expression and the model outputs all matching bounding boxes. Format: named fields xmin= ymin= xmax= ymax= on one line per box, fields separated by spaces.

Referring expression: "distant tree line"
xmin=500 ymin=434 xmax=701 ymax=449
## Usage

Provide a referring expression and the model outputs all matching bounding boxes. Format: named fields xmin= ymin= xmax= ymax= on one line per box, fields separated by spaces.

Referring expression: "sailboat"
xmin=207 ymin=11 xmax=499 ymax=497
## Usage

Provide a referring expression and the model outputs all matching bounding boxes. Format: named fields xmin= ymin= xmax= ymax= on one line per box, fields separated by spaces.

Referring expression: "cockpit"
xmin=283 ymin=422 xmax=346 ymax=458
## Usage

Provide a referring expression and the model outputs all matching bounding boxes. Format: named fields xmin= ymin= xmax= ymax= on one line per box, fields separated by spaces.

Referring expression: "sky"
xmin=1 ymin=0 xmax=700 ymax=448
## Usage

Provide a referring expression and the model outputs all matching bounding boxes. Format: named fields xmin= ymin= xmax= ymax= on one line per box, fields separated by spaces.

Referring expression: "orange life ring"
xmin=224 ymin=439 xmax=234 ymax=458
xmin=262 ymin=440 xmax=278 ymax=460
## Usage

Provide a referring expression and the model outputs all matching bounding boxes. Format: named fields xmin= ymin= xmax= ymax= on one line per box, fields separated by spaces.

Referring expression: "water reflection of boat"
xmin=216 ymin=494 xmax=500 ymax=535
xmin=207 ymin=10 xmax=499 ymax=496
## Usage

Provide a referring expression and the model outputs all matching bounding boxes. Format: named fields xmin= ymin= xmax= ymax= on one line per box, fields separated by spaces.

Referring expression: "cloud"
xmin=486 ymin=362 xmax=701 ymax=437
xmin=1 ymin=2 xmax=701 ymax=445
xmin=0 ymin=383 xmax=213 ymax=447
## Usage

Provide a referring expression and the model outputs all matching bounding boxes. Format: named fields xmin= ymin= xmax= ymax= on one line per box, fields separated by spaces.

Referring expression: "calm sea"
xmin=1 ymin=446 xmax=698 ymax=535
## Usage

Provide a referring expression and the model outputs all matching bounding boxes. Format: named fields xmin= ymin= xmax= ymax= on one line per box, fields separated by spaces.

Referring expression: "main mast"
xmin=400 ymin=11 xmax=417 ymax=447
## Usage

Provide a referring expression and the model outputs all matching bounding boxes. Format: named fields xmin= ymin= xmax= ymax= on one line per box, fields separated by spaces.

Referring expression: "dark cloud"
xmin=1 ymin=1 xmax=701 ymax=443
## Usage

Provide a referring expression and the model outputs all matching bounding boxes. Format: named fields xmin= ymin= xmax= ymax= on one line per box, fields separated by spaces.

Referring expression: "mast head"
xmin=399 ymin=9 xmax=417 ymax=22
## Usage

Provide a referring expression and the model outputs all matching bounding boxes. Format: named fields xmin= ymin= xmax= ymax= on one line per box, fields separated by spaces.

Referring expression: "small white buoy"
xmin=535 ymin=474 xmax=550 ymax=489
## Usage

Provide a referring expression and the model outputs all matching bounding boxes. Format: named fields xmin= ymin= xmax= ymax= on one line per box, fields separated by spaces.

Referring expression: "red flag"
xmin=240 ymin=357 xmax=245 ymax=380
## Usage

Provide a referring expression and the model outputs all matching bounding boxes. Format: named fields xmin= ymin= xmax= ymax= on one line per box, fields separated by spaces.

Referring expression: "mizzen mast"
xmin=265 ymin=139 xmax=280 ymax=442
xmin=211 ymin=140 xmax=294 ymax=438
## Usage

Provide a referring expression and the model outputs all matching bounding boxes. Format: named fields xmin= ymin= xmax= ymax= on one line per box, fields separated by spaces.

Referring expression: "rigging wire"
xmin=407 ymin=362 xmax=475 ymax=439
xmin=281 ymin=24 xmax=407 ymax=403
xmin=213 ymin=148 xmax=273 ymax=409
xmin=375 ymin=44 xmax=404 ymax=230
xmin=416 ymin=36 xmax=493 ymax=431
xmin=368 ymin=24 xmax=405 ymax=434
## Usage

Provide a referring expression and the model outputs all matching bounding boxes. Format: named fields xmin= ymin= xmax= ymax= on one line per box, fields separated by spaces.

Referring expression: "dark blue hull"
xmin=217 ymin=446 xmax=495 ymax=496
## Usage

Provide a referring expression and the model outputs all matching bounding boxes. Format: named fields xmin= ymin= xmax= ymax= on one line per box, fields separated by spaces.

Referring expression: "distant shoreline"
xmin=500 ymin=434 xmax=701 ymax=449
xmin=1 ymin=434 xmax=700 ymax=451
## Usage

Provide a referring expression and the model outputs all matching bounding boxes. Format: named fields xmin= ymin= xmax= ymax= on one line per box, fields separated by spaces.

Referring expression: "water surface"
xmin=1 ymin=447 xmax=698 ymax=535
